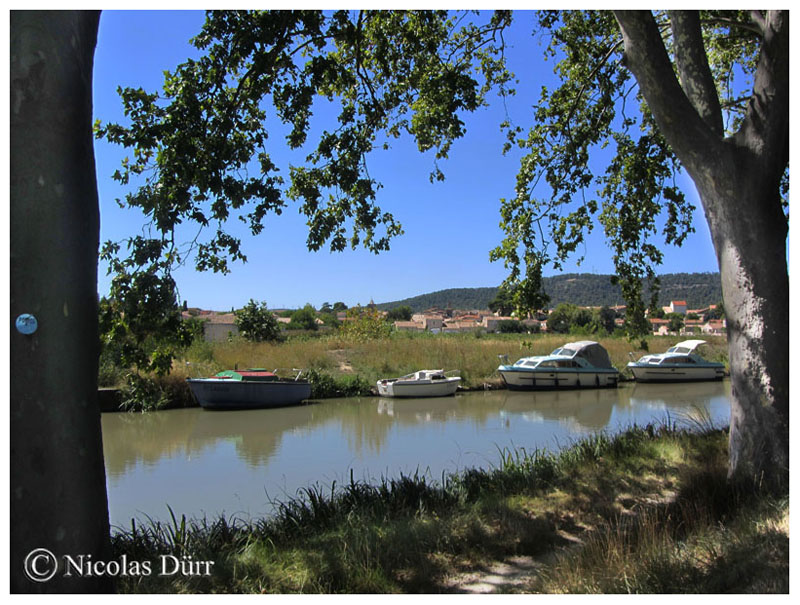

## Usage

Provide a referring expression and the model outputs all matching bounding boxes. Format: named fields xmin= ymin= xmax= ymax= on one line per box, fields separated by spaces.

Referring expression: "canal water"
xmin=101 ymin=381 xmax=731 ymax=531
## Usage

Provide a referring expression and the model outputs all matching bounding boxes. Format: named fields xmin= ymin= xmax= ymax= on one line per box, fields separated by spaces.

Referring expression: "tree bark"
xmin=10 ymin=10 xmax=112 ymax=592
xmin=614 ymin=10 xmax=789 ymax=491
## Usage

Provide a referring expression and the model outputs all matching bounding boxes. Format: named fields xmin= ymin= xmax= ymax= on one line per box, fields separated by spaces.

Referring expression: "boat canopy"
xmin=666 ymin=340 xmax=707 ymax=354
xmin=557 ymin=341 xmax=614 ymax=369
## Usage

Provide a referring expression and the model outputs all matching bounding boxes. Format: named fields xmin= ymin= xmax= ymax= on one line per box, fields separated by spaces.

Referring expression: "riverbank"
xmin=109 ymin=422 xmax=787 ymax=593
xmin=101 ymin=332 xmax=729 ymax=411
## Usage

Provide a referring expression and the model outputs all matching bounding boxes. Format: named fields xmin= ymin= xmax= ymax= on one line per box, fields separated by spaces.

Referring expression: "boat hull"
xmin=627 ymin=364 xmax=724 ymax=383
xmin=376 ymin=378 xmax=460 ymax=398
xmin=186 ymin=379 xmax=312 ymax=410
xmin=499 ymin=368 xmax=619 ymax=390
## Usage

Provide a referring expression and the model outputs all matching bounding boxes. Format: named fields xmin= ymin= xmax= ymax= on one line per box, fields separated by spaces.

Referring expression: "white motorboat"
xmin=376 ymin=369 xmax=461 ymax=398
xmin=497 ymin=340 xmax=620 ymax=390
xmin=627 ymin=339 xmax=725 ymax=382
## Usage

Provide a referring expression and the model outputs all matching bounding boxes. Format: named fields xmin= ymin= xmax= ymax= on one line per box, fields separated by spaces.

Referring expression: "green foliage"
xmin=118 ymin=372 xmax=171 ymax=412
xmin=487 ymin=286 xmax=515 ymax=316
xmin=288 ymin=304 xmax=319 ymax=331
xmin=98 ymin=262 xmax=195 ymax=376
xmin=548 ymin=303 xmax=618 ymax=335
xmin=667 ymin=312 xmax=685 ymax=333
xmin=385 ymin=305 xmax=413 ymax=321
xmin=304 ymin=369 xmax=372 ymax=398
xmin=547 ymin=303 xmax=578 ymax=334
xmin=234 ymin=299 xmax=282 ymax=342
xmin=706 ymin=302 xmax=725 ymax=320
xmin=497 ymin=319 xmax=525 ymax=333
xmin=339 ymin=306 xmax=393 ymax=341
xmin=318 ymin=312 xmax=340 ymax=328
xmin=595 ymin=305 xmax=617 ymax=334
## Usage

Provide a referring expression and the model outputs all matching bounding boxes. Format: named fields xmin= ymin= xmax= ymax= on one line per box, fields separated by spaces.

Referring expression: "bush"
xmin=235 ymin=299 xmax=282 ymax=342
xmin=339 ymin=306 xmax=392 ymax=341
xmin=304 ymin=369 xmax=373 ymax=398
xmin=288 ymin=304 xmax=319 ymax=331
xmin=497 ymin=319 xmax=525 ymax=333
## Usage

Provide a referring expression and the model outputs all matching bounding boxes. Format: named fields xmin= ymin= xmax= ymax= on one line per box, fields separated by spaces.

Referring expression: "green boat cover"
xmin=213 ymin=369 xmax=278 ymax=382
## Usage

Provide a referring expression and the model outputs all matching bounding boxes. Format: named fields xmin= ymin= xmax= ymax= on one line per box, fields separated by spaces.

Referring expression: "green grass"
xmin=109 ymin=421 xmax=786 ymax=594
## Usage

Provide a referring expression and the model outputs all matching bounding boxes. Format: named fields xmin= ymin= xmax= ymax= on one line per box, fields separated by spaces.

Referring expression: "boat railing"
xmin=270 ymin=368 xmax=308 ymax=381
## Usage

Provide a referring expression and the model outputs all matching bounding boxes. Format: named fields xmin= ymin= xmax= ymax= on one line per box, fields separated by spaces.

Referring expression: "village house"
xmin=682 ymin=318 xmax=705 ymax=334
xmin=610 ymin=305 xmax=627 ymax=317
xmin=410 ymin=313 xmax=444 ymax=331
xmin=183 ymin=311 xmax=240 ymax=342
xmin=393 ymin=320 xmax=425 ymax=332
xmin=663 ymin=300 xmax=688 ymax=315
xmin=648 ymin=317 xmax=671 ymax=335
xmin=442 ymin=319 xmax=481 ymax=333
xmin=702 ymin=319 xmax=727 ymax=335
xmin=481 ymin=315 xmax=514 ymax=332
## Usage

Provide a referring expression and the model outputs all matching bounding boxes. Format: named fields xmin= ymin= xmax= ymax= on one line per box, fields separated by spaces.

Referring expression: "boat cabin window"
xmin=667 ymin=346 xmax=691 ymax=354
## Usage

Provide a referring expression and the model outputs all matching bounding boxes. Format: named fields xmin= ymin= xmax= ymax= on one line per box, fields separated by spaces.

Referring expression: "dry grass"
xmin=178 ymin=332 xmax=728 ymax=388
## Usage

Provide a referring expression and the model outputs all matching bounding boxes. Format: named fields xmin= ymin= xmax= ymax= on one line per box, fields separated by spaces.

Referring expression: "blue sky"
xmin=92 ymin=10 xmax=721 ymax=311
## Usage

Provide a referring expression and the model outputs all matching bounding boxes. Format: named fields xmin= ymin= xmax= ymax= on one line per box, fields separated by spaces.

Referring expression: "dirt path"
xmin=327 ymin=349 xmax=354 ymax=373
xmin=441 ymin=556 xmax=543 ymax=593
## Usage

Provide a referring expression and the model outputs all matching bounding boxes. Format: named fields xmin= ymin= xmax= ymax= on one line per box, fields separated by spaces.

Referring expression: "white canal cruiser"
xmin=627 ymin=339 xmax=725 ymax=382
xmin=376 ymin=369 xmax=461 ymax=398
xmin=497 ymin=341 xmax=620 ymax=390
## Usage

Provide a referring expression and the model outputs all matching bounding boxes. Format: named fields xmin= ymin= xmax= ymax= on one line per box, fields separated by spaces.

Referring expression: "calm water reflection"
xmin=102 ymin=381 xmax=731 ymax=530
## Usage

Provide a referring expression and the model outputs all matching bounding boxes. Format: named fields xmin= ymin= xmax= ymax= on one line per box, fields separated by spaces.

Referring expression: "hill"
xmin=375 ymin=272 xmax=722 ymax=312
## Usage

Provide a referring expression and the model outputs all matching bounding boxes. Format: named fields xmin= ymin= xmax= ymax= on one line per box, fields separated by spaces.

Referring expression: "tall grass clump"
xmin=304 ymin=369 xmax=372 ymax=399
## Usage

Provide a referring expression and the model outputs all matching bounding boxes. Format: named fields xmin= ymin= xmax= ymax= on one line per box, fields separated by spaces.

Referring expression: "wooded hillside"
xmin=375 ymin=273 xmax=722 ymax=312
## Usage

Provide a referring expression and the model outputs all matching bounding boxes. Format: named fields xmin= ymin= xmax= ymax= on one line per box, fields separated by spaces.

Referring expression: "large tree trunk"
xmin=10 ymin=10 xmax=112 ymax=592
xmin=614 ymin=10 xmax=789 ymax=491
xmin=692 ymin=151 xmax=789 ymax=491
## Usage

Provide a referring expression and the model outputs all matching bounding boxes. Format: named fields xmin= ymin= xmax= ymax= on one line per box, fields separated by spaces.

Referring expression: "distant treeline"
xmin=375 ymin=272 xmax=722 ymax=312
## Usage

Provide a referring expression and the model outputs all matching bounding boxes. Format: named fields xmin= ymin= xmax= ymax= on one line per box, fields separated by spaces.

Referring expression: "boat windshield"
xmin=667 ymin=346 xmax=692 ymax=354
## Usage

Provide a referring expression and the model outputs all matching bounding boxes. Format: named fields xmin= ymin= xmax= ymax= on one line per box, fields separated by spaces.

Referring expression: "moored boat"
xmin=376 ymin=369 xmax=461 ymax=398
xmin=187 ymin=368 xmax=312 ymax=410
xmin=627 ymin=340 xmax=725 ymax=382
xmin=497 ymin=340 xmax=619 ymax=390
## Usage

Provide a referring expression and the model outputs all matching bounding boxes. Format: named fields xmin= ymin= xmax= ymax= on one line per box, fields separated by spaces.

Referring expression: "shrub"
xmin=497 ymin=319 xmax=525 ymax=333
xmin=235 ymin=299 xmax=282 ymax=342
